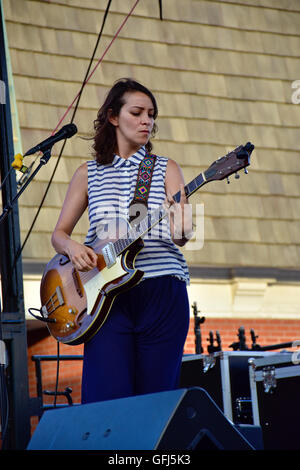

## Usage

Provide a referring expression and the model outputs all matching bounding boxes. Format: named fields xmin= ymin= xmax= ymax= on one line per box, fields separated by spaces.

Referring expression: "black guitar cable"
xmin=53 ymin=341 xmax=60 ymax=408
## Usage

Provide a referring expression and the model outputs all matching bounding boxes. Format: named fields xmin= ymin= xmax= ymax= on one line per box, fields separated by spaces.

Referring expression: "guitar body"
xmin=40 ymin=217 xmax=144 ymax=345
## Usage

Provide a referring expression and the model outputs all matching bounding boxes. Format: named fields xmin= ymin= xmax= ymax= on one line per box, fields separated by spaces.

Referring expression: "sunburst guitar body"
xmin=40 ymin=217 xmax=144 ymax=345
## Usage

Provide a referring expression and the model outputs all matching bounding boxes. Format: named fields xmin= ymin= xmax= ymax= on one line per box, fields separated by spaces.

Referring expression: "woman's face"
xmin=110 ymin=91 xmax=155 ymax=156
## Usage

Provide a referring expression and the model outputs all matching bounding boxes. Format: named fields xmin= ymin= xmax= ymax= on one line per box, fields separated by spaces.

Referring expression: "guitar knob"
xmin=244 ymin=168 xmax=249 ymax=174
xmin=227 ymin=177 xmax=230 ymax=184
xmin=235 ymin=172 xmax=240 ymax=179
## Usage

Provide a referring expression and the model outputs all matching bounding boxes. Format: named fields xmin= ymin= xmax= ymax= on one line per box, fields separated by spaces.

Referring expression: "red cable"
xmin=52 ymin=0 xmax=140 ymax=134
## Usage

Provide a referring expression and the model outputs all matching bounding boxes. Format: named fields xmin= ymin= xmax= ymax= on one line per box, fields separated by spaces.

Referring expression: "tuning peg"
xmin=245 ymin=142 xmax=254 ymax=153
xmin=234 ymin=172 xmax=240 ymax=179
xmin=227 ymin=177 xmax=230 ymax=184
xmin=236 ymin=150 xmax=248 ymax=159
xmin=244 ymin=168 xmax=248 ymax=174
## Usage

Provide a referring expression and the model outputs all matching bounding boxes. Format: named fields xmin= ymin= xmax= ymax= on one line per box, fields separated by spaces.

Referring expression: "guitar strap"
xmin=129 ymin=153 xmax=156 ymax=224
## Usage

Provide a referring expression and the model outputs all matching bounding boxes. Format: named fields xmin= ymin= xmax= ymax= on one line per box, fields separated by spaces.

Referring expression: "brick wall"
xmin=27 ymin=317 xmax=300 ymax=435
xmin=28 ymin=337 xmax=84 ymax=403
xmin=184 ymin=317 xmax=300 ymax=355
xmin=27 ymin=317 xmax=300 ymax=406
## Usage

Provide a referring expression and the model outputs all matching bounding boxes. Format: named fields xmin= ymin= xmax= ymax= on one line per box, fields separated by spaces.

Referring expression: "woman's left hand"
xmin=164 ymin=184 xmax=194 ymax=246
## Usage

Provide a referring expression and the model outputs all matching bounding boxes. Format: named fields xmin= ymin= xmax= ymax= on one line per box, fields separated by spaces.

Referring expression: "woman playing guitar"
xmin=51 ymin=78 xmax=193 ymax=404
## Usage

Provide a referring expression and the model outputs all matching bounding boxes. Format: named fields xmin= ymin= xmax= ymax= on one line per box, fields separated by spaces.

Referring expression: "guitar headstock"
xmin=204 ymin=142 xmax=254 ymax=183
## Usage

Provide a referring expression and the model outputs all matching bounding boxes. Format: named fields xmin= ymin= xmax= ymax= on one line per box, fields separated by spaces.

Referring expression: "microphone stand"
xmin=229 ymin=326 xmax=249 ymax=351
xmin=192 ymin=302 xmax=205 ymax=354
xmin=0 ymin=148 xmax=52 ymax=225
xmin=0 ymin=147 xmax=52 ymax=448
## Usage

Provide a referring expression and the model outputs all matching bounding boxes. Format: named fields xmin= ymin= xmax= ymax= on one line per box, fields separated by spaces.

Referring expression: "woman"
xmin=51 ymin=78 xmax=194 ymax=403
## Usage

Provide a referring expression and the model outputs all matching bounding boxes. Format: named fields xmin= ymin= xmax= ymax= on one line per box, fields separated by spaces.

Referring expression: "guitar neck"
xmin=173 ymin=171 xmax=207 ymax=202
xmin=113 ymin=171 xmax=208 ymax=256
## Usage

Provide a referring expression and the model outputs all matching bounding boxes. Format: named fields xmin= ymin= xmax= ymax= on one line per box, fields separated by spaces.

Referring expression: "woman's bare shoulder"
xmin=165 ymin=158 xmax=184 ymax=178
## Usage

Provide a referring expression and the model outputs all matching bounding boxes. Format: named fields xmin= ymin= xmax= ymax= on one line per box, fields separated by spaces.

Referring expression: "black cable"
xmin=158 ymin=0 xmax=163 ymax=20
xmin=16 ymin=0 xmax=113 ymax=260
xmin=28 ymin=307 xmax=56 ymax=323
xmin=53 ymin=341 xmax=60 ymax=408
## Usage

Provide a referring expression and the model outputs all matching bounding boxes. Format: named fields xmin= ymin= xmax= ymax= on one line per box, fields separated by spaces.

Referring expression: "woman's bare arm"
xmin=165 ymin=159 xmax=194 ymax=247
xmin=51 ymin=163 xmax=98 ymax=271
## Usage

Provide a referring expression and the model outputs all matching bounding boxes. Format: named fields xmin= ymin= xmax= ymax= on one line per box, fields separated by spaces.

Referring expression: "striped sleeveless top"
xmin=84 ymin=146 xmax=190 ymax=284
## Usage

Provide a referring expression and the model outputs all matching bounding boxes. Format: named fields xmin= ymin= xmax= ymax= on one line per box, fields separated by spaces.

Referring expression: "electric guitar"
xmin=40 ymin=142 xmax=254 ymax=345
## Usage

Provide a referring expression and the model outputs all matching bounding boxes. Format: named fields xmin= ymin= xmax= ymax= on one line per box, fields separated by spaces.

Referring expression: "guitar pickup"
xmin=56 ymin=286 xmax=64 ymax=305
xmin=72 ymin=268 xmax=84 ymax=298
xmin=102 ymin=242 xmax=117 ymax=268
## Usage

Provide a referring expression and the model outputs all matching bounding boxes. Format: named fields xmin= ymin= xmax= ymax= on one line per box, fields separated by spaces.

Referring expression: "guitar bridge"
xmin=102 ymin=242 xmax=117 ymax=268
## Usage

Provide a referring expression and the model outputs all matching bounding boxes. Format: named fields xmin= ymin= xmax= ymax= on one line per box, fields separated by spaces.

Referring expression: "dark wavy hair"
xmin=93 ymin=78 xmax=158 ymax=164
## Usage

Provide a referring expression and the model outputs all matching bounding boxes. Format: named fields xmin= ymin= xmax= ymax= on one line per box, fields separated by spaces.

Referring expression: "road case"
xmin=180 ymin=351 xmax=276 ymax=424
xmin=249 ymin=352 xmax=300 ymax=450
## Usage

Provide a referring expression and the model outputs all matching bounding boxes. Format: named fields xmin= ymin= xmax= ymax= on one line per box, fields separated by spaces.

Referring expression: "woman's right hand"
xmin=51 ymin=163 xmax=98 ymax=272
xmin=65 ymin=239 xmax=98 ymax=272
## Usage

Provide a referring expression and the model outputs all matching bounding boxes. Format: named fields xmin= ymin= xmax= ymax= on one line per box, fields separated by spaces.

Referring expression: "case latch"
xmin=262 ymin=366 xmax=277 ymax=393
xmin=202 ymin=354 xmax=216 ymax=373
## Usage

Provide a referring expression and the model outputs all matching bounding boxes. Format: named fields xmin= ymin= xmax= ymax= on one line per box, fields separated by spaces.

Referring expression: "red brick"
xmin=26 ymin=317 xmax=300 ymax=435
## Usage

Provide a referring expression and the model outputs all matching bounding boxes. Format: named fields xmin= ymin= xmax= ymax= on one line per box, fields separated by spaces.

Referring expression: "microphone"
xmin=23 ymin=123 xmax=78 ymax=157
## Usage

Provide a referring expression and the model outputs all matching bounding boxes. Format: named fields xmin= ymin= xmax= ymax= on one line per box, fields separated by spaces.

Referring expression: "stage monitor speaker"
xmin=27 ymin=387 xmax=254 ymax=450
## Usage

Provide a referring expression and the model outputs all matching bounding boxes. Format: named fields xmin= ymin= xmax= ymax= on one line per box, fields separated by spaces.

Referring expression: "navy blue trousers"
xmin=81 ymin=276 xmax=190 ymax=404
